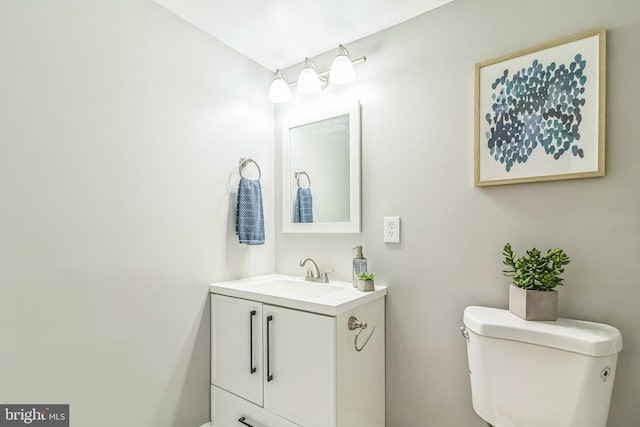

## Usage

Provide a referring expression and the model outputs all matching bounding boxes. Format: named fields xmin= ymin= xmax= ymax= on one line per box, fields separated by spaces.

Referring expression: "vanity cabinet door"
xmin=211 ymin=295 xmax=263 ymax=406
xmin=263 ymin=305 xmax=336 ymax=427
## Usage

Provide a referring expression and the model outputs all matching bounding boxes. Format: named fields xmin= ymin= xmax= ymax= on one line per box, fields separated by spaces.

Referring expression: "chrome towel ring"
xmin=294 ymin=170 xmax=311 ymax=189
xmin=348 ymin=316 xmax=375 ymax=352
xmin=239 ymin=157 xmax=261 ymax=180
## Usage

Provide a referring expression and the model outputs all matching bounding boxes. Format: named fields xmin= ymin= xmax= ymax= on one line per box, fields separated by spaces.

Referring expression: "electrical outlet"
xmin=384 ymin=216 xmax=400 ymax=243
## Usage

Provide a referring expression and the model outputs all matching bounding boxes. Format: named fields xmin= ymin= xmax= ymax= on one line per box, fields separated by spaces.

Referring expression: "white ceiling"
xmin=154 ymin=0 xmax=454 ymax=70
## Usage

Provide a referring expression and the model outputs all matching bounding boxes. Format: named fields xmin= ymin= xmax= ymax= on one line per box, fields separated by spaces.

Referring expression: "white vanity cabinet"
xmin=210 ymin=275 xmax=387 ymax=427
xmin=211 ymin=295 xmax=335 ymax=426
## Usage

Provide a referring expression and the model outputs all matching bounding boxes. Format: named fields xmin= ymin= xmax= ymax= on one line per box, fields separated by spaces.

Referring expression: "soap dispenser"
xmin=352 ymin=246 xmax=368 ymax=287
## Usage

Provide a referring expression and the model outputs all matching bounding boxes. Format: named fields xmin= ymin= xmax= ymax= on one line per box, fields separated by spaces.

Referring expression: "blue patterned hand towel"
xmin=235 ymin=177 xmax=265 ymax=245
xmin=293 ymin=187 xmax=313 ymax=223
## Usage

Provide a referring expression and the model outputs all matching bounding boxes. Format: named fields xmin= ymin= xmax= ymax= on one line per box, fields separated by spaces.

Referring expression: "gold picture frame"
xmin=474 ymin=28 xmax=606 ymax=186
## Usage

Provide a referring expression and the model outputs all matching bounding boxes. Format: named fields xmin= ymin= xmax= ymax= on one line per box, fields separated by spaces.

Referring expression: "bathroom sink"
xmin=246 ymin=279 xmax=347 ymax=298
xmin=210 ymin=274 xmax=387 ymax=316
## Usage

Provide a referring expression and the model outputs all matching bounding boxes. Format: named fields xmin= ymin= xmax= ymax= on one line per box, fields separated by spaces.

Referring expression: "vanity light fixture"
xmin=268 ymin=44 xmax=366 ymax=103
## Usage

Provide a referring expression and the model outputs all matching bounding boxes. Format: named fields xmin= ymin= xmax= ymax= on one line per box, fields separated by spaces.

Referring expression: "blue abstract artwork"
xmin=475 ymin=30 xmax=604 ymax=186
xmin=485 ymin=55 xmax=588 ymax=172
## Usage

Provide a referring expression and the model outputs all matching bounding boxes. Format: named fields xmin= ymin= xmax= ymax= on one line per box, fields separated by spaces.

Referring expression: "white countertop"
xmin=210 ymin=274 xmax=387 ymax=316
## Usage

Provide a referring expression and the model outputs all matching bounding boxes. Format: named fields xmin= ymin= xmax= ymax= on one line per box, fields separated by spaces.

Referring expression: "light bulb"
xmin=329 ymin=45 xmax=356 ymax=84
xmin=297 ymin=58 xmax=322 ymax=94
xmin=268 ymin=70 xmax=292 ymax=103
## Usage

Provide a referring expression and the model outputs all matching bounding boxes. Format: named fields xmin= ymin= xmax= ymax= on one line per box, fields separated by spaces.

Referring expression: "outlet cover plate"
xmin=384 ymin=216 xmax=400 ymax=243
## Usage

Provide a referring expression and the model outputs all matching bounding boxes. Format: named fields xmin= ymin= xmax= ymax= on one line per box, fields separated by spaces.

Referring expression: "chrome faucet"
xmin=299 ymin=257 xmax=332 ymax=283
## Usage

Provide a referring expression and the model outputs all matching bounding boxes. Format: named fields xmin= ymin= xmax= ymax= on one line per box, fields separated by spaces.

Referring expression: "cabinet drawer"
xmin=212 ymin=386 xmax=301 ymax=427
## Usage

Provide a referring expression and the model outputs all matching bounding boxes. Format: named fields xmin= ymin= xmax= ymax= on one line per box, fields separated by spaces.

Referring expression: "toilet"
xmin=461 ymin=306 xmax=623 ymax=427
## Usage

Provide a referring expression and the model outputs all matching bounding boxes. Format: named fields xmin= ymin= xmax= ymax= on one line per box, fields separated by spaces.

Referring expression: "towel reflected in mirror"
xmin=293 ymin=187 xmax=313 ymax=223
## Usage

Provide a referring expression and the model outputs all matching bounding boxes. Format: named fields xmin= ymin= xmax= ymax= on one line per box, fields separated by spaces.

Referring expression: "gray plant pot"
xmin=357 ymin=279 xmax=375 ymax=292
xmin=509 ymin=285 xmax=558 ymax=321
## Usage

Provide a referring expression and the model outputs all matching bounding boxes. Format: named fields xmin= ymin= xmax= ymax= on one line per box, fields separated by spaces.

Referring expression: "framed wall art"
xmin=474 ymin=28 xmax=606 ymax=186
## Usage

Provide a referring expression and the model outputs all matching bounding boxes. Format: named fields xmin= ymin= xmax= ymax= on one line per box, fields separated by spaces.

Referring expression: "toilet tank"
xmin=462 ymin=306 xmax=622 ymax=427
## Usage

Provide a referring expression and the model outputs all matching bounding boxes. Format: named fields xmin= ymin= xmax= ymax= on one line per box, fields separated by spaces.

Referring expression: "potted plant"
xmin=502 ymin=243 xmax=571 ymax=321
xmin=356 ymin=271 xmax=375 ymax=292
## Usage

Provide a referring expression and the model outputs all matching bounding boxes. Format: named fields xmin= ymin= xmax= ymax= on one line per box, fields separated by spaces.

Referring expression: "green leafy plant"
xmin=357 ymin=271 xmax=375 ymax=281
xmin=502 ymin=243 xmax=571 ymax=291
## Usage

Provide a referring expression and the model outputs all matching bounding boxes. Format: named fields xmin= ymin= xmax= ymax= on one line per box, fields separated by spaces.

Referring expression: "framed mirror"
xmin=282 ymin=101 xmax=361 ymax=233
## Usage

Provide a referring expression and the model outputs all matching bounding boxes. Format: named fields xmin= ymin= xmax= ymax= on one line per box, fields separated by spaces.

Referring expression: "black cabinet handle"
xmin=238 ymin=416 xmax=254 ymax=426
xmin=266 ymin=315 xmax=273 ymax=382
xmin=249 ymin=310 xmax=256 ymax=374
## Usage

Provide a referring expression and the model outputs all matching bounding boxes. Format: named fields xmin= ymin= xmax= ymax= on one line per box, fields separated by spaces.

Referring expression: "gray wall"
xmin=0 ymin=1 xmax=274 ymax=426
xmin=276 ymin=0 xmax=640 ymax=425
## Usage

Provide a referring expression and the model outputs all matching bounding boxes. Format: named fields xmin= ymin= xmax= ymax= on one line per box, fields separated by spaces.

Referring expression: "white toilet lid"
xmin=463 ymin=306 xmax=623 ymax=357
